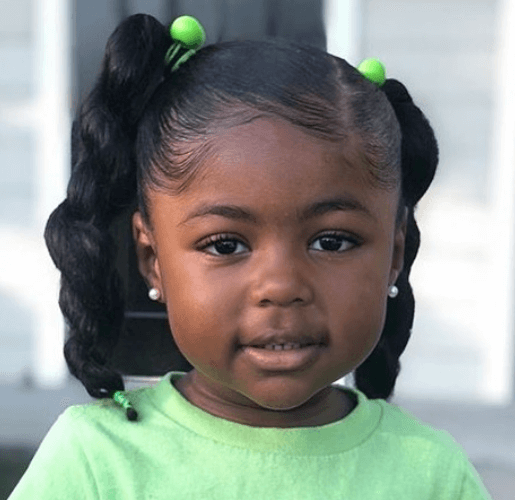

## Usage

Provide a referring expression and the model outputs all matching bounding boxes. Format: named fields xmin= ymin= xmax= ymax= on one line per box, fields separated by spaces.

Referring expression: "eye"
xmin=198 ymin=234 xmax=248 ymax=256
xmin=198 ymin=231 xmax=360 ymax=257
xmin=309 ymin=232 xmax=360 ymax=253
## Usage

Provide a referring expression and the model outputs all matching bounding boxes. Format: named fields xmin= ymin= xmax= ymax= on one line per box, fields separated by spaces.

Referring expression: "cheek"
xmin=325 ymin=257 xmax=389 ymax=352
xmin=162 ymin=259 xmax=239 ymax=357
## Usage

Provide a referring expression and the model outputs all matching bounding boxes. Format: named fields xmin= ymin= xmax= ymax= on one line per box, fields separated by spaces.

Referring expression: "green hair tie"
xmin=164 ymin=15 xmax=206 ymax=72
xmin=357 ymin=58 xmax=386 ymax=87
xmin=113 ymin=391 xmax=138 ymax=421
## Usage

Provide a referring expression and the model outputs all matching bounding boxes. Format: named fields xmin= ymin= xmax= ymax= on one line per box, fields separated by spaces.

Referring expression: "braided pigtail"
xmin=44 ymin=14 xmax=169 ymax=401
xmin=354 ymin=79 xmax=438 ymax=400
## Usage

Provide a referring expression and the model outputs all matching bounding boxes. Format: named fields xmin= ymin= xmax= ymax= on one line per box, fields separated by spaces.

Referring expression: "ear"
xmin=389 ymin=206 xmax=408 ymax=285
xmin=132 ymin=211 xmax=163 ymax=300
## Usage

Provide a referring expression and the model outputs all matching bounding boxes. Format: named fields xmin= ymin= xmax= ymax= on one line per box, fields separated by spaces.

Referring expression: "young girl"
xmin=9 ymin=13 xmax=491 ymax=500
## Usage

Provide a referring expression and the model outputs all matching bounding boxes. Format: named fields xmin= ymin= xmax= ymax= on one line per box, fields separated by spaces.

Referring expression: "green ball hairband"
xmin=164 ymin=15 xmax=386 ymax=85
xmin=164 ymin=15 xmax=206 ymax=71
xmin=357 ymin=58 xmax=386 ymax=86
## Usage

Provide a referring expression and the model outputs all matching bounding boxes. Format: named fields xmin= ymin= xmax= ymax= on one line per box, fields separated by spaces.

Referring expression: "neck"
xmin=172 ymin=372 xmax=356 ymax=428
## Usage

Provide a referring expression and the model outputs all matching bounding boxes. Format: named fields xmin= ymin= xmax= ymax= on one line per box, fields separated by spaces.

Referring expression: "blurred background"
xmin=1 ymin=0 xmax=515 ymax=498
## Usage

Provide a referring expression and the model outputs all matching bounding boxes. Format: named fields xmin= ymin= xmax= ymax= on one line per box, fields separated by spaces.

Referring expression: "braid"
xmin=354 ymin=79 xmax=438 ymax=400
xmin=44 ymin=15 xmax=169 ymax=398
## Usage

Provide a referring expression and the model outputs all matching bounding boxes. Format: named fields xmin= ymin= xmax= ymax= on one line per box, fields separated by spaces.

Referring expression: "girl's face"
xmin=133 ymin=117 xmax=406 ymax=427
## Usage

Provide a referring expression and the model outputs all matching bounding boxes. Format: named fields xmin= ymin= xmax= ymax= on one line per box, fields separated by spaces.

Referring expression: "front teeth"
xmin=264 ymin=343 xmax=301 ymax=350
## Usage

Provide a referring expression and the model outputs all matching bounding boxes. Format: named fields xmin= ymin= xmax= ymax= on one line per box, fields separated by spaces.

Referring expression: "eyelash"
xmin=197 ymin=231 xmax=361 ymax=257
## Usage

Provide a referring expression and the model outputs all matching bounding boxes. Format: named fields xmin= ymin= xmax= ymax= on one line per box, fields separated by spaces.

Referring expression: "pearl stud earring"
xmin=388 ymin=285 xmax=399 ymax=298
xmin=148 ymin=288 xmax=160 ymax=301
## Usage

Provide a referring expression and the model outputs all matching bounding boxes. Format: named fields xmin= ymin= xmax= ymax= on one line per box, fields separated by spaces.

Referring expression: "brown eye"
xmin=310 ymin=232 xmax=359 ymax=253
xmin=199 ymin=235 xmax=248 ymax=256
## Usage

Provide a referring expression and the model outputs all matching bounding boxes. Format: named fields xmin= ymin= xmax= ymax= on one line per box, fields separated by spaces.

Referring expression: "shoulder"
xmin=344 ymin=387 xmax=460 ymax=447
xmin=7 ymin=386 xmax=158 ymax=500
xmin=367 ymin=396 xmax=466 ymax=457
xmin=10 ymin=386 xmax=156 ymax=483
xmin=27 ymin=388 xmax=152 ymax=456
xmin=24 ymin=383 xmax=162 ymax=457
xmin=60 ymin=384 xmax=156 ymax=432
xmin=371 ymin=397 xmax=491 ymax=494
xmin=343 ymin=392 xmax=492 ymax=498
xmin=6 ymin=402 xmax=119 ymax=499
xmin=373 ymin=398 xmax=461 ymax=448
xmin=346 ymin=389 xmax=468 ymax=469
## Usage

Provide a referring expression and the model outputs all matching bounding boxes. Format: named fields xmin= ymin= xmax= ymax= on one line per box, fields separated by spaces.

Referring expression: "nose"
xmin=250 ymin=244 xmax=314 ymax=307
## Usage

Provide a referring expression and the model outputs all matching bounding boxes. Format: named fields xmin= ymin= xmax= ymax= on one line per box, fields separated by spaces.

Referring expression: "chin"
xmin=257 ymin=401 xmax=306 ymax=411
xmin=248 ymin=386 xmax=324 ymax=412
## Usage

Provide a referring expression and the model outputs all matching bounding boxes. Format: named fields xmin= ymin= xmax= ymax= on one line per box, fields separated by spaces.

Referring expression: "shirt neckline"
xmin=149 ymin=371 xmax=383 ymax=455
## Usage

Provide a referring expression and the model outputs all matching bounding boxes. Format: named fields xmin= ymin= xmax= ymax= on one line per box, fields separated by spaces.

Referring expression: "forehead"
xmin=149 ymin=117 xmax=399 ymax=225
xmin=216 ymin=118 xmax=350 ymax=177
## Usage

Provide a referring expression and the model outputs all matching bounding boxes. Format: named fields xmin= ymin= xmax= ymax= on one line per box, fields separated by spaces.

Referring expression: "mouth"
xmin=240 ymin=342 xmax=326 ymax=371
xmin=239 ymin=331 xmax=327 ymax=351
xmin=243 ymin=342 xmax=325 ymax=350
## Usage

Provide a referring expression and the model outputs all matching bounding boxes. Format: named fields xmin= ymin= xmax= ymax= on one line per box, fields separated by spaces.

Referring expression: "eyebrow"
xmin=179 ymin=196 xmax=376 ymax=226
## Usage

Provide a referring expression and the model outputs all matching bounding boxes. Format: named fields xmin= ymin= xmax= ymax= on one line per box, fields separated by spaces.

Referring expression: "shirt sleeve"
xmin=457 ymin=458 xmax=493 ymax=500
xmin=7 ymin=408 xmax=98 ymax=500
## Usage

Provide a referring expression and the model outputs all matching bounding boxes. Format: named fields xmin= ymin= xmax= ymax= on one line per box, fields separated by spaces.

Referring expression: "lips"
xmin=240 ymin=331 xmax=326 ymax=349
xmin=241 ymin=344 xmax=325 ymax=371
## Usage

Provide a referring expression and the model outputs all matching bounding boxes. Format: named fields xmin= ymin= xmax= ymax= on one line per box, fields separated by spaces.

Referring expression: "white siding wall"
xmin=0 ymin=0 xmax=69 ymax=387
xmin=0 ymin=0 xmax=36 ymax=383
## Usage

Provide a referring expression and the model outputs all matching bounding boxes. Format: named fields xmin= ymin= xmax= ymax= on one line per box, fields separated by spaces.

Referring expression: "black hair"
xmin=45 ymin=14 xmax=437 ymax=405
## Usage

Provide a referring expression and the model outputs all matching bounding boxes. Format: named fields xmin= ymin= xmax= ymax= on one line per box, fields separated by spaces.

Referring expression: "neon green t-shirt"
xmin=9 ymin=371 xmax=491 ymax=499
